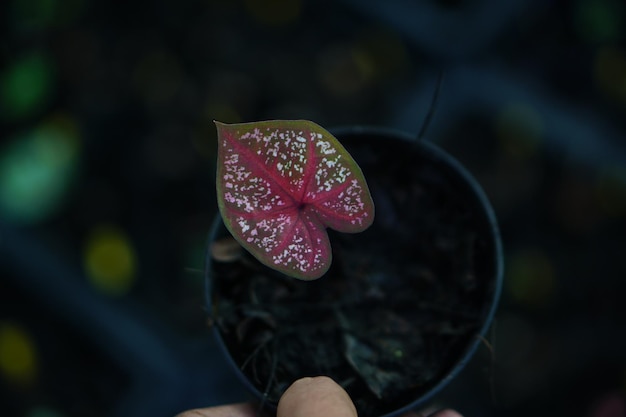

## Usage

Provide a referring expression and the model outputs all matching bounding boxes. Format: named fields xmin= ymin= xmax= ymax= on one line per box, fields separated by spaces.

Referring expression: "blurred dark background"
xmin=1 ymin=0 xmax=626 ymax=416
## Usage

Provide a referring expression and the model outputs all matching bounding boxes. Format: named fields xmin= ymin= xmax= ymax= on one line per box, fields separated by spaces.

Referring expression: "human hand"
xmin=176 ymin=376 xmax=462 ymax=417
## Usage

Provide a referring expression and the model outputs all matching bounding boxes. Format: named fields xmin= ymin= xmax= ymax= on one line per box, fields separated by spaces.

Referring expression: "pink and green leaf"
xmin=215 ymin=120 xmax=374 ymax=280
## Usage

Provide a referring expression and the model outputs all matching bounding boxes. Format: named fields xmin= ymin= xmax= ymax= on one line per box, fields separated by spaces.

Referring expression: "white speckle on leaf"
xmin=238 ymin=219 xmax=250 ymax=233
xmin=316 ymin=140 xmax=336 ymax=155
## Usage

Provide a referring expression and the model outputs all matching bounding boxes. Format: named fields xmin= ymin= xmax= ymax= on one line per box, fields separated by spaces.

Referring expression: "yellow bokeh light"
xmin=0 ymin=322 xmax=37 ymax=386
xmin=84 ymin=225 xmax=137 ymax=296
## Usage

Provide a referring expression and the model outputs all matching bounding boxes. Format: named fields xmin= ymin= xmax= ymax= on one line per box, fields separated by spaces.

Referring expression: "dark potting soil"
xmin=208 ymin=133 xmax=497 ymax=417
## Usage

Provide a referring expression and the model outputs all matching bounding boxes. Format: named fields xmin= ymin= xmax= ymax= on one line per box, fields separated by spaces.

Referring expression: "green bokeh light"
xmin=1 ymin=53 xmax=54 ymax=122
xmin=0 ymin=120 xmax=80 ymax=225
xmin=575 ymin=0 xmax=624 ymax=43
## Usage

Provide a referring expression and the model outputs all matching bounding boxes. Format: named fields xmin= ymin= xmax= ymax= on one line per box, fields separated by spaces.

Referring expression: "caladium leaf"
xmin=215 ymin=120 xmax=375 ymax=280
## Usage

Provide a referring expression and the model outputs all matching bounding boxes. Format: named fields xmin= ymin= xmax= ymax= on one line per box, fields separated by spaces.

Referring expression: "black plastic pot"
xmin=205 ymin=126 xmax=503 ymax=417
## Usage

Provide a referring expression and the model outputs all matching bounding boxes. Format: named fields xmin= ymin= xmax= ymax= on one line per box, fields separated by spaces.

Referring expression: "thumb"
xmin=277 ymin=376 xmax=357 ymax=417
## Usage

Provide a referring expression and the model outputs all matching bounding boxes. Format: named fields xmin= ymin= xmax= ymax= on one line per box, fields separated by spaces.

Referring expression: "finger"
xmin=176 ymin=402 xmax=256 ymax=417
xmin=277 ymin=376 xmax=357 ymax=417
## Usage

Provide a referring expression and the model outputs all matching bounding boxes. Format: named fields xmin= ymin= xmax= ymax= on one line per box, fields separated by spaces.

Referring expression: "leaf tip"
xmin=213 ymin=119 xmax=228 ymax=132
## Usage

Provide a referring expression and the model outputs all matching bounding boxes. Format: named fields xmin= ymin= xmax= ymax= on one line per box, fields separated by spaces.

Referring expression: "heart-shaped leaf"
xmin=215 ymin=120 xmax=375 ymax=280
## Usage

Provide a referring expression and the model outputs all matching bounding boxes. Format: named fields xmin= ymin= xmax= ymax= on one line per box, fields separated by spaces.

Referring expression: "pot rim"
xmin=205 ymin=125 xmax=504 ymax=417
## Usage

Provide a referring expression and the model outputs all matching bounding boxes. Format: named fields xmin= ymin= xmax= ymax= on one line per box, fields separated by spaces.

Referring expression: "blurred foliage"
xmin=1 ymin=0 xmax=625 ymax=416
